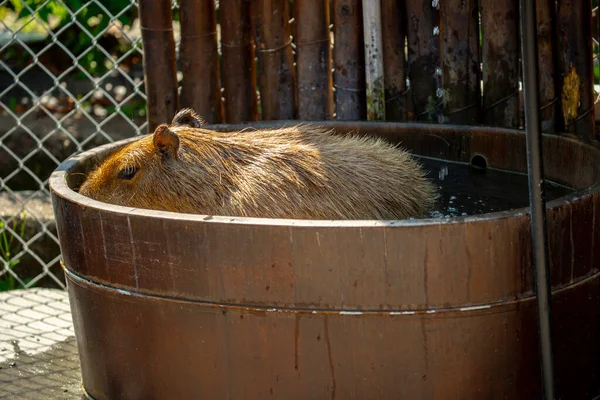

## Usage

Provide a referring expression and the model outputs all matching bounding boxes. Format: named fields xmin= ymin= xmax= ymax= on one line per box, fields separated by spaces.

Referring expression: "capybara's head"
xmin=78 ymin=108 xmax=205 ymax=211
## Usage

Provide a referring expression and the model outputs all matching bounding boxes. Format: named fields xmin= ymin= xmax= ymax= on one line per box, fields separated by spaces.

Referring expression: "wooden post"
xmin=439 ymin=0 xmax=481 ymax=125
xmin=535 ymin=0 xmax=557 ymax=134
xmin=361 ymin=0 xmax=385 ymax=120
xmin=179 ymin=0 xmax=223 ymax=124
xmin=138 ymin=0 xmax=178 ymax=132
xmin=556 ymin=0 xmax=595 ymax=141
xmin=405 ymin=0 xmax=441 ymax=122
xmin=597 ymin=2 xmax=600 ymax=138
xmin=381 ymin=0 xmax=407 ymax=121
xmin=220 ymin=0 xmax=258 ymax=123
xmin=332 ymin=0 xmax=366 ymax=120
xmin=250 ymin=0 xmax=297 ymax=120
xmin=481 ymin=0 xmax=521 ymax=128
xmin=294 ymin=0 xmax=333 ymax=120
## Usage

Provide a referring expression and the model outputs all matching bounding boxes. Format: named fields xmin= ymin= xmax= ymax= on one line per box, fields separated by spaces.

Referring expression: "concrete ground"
xmin=0 ymin=288 xmax=83 ymax=399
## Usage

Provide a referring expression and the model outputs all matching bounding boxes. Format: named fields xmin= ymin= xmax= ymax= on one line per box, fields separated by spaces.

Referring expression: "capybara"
xmin=78 ymin=109 xmax=438 ymax=220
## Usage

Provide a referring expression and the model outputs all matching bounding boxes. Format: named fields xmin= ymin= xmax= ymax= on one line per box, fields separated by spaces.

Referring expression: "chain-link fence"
xmin=0 ymin=0 xmax=164 ymax=290
xmin=0 ymin=1 xmax=599 ymax=292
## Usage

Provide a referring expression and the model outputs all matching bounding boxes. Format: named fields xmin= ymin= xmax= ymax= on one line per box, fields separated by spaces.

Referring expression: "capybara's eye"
xmin=118 ymin=166 xmax=138 ymax=180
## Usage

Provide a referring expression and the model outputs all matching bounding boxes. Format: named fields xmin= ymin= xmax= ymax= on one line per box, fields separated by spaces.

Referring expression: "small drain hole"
xmin=470 ymin=154 xmax=488 ymax=171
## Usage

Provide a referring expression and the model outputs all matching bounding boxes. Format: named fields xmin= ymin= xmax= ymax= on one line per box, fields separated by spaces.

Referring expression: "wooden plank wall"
xmin=139 ymin=0 xmax=598 ymax=142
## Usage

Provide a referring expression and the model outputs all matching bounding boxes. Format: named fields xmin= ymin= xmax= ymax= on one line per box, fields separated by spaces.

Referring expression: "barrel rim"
xmin=49 ymin=121 xmax=600 ymax=228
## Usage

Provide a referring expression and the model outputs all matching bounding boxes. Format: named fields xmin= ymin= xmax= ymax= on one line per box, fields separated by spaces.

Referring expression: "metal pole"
xmin=519 ymin=1 xmax=556 ymax=399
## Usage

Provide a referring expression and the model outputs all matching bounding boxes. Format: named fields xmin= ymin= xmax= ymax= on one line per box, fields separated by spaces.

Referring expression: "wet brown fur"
xmin=79 ymin=108 xmax=439 ymax=220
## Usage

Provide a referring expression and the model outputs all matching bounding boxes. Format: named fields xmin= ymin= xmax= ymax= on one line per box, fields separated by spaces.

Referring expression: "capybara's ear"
xmin=172 ymin=108 xmax=205 ymax=128
xmin=153 ymin=124 xmax=180 ymax=159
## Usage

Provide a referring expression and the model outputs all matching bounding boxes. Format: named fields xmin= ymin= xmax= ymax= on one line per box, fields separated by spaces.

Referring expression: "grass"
xmin=0 ymin=212 xmax=29 ymax=291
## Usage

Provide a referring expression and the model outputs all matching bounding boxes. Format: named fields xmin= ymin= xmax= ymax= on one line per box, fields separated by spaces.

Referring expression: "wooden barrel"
xmin=49 ymin=122 xmax=600 ymax=400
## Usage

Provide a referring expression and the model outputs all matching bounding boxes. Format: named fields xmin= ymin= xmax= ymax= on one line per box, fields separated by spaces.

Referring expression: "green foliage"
xmin=105 ymin=97 xmax=147 ymax=119
xmin=0 ymin=212 xmax=28 ymax=291
xmin=8 ymin=97 xmax=17 ymax=111
xmin=7 ymin=0 xmax=138 ymax=76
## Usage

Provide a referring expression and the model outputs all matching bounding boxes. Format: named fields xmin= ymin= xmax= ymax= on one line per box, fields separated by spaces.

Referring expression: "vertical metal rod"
xmin=519 ymin=1 xmax=556 ymax=399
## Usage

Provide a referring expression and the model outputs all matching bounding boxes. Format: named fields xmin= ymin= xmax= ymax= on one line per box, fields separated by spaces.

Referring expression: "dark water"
xmin=420 ymin=157 xmax=575 ymax=219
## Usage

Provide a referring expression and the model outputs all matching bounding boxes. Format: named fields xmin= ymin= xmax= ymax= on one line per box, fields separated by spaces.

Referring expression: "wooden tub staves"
xmin=50 ymin=121 xmax=600 ymax=400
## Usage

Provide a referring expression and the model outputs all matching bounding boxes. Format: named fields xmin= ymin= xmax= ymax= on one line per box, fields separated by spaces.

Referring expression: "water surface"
xmin=421 ymin=157 xmax=574 ymax=219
